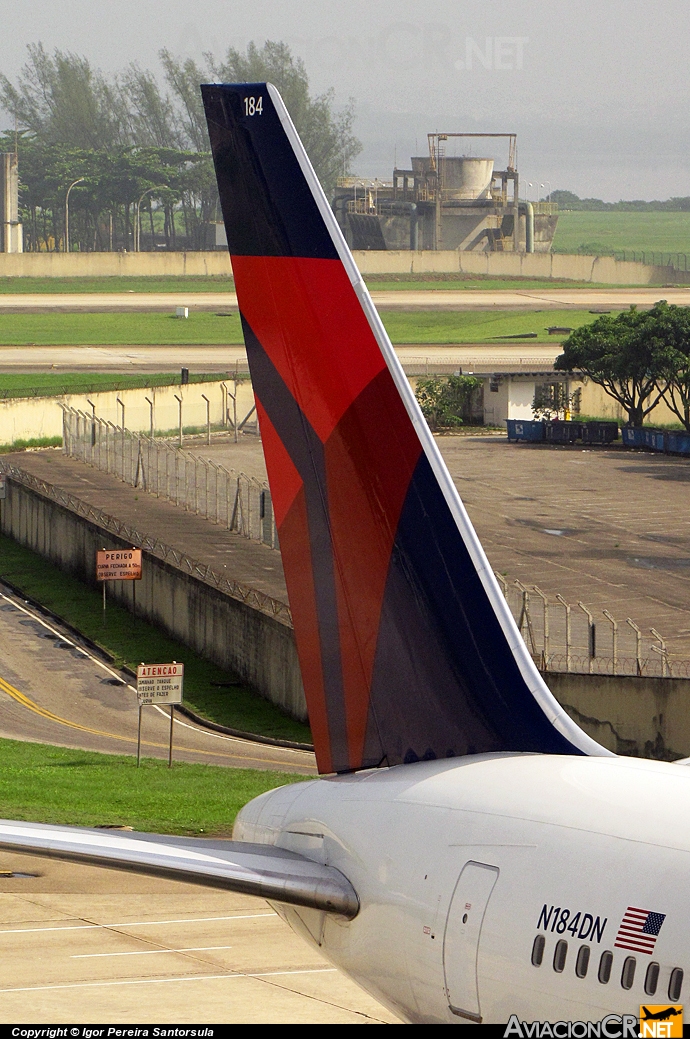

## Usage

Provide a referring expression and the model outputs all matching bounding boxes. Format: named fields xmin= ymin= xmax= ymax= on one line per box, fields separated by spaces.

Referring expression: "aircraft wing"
xmin=0 ymin=819 xmax=359 ymax=918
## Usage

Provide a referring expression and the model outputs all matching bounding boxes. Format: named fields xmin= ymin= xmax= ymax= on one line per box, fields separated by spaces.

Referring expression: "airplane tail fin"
xmin=201 ymin=83 xmax=610 ymax=774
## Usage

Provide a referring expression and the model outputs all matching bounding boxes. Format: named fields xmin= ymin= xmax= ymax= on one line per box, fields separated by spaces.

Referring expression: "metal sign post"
xmin=136 ymin=662 xmax=184 ymax=768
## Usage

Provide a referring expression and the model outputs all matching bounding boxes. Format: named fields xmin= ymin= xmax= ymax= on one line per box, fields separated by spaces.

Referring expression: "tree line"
xmin=0 ymin=42 xmax=361 ymax=252
xmin=549 ymin=190 xmax=690 ymax=212
xmin=555 ymin=301 xmax=690 ymax=429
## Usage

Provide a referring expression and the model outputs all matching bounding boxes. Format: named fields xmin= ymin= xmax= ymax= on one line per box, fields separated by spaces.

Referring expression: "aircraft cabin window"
xmin=531 ymin=935 xmax=545 ymax=966
xmin=644 ymin=962 xmax=660 ymax=996
xmin=575 ymin=945 xmax=590 ymax=978
xmin=621 ymin=956 xmax=636 ymax=990
xmin=598 ymin=950 xmax=613 ymax=984
xmin=553 ymin=940 xmax=568 ymax=973
xmin=669 ymin=967 xmax=684 ymax=1002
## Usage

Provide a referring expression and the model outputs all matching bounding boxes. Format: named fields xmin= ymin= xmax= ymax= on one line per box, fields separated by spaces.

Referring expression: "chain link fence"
xmin=59 ymin=405 xmax=690 ymax=679
xmin=61 ymin=405 xmax=278 ymax=549
xmin=496 ymin=575 xmax=688 ymax=679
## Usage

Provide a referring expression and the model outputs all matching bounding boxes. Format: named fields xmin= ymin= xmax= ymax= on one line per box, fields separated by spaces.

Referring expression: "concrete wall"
xmin=352 ymin=249 xmax=682 ymax=285
xmin=4 ymin=464 xmax=690 ymax=755
xmin=0 ymin=473 xmax=307 ymax=722
xmin=0 ymin=379 xmax=256 ymax=446
xmin=546 ymin=671 xmax=690 ymax=760
xmin=0 ymin=249 xmax=681 ymax=285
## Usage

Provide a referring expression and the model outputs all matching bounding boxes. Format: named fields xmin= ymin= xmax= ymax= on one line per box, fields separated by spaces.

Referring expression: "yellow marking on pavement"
xmin=0 ymin=673 xmax=314 ymax=769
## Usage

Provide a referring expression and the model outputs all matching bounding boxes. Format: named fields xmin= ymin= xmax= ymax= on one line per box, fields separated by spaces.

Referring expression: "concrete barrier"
xmin=0 ymin=249 xmax=682 ymax=285
xmin=0 ymin=469 xmax=307 ymax=722
xmin=0 ymin=379 xmax=255 ymax=446
xmin=545 ymin=671 xmax=690 ymax=759
xmin=352 ymin=249 xmax=681 ymax=286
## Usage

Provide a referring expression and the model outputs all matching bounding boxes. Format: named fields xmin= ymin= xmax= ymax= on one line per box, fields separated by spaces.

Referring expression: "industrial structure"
xmin=1 ymin=152 xmax=22 ymax=253
xmin=333 ymin=133 xmax=558 ymax=253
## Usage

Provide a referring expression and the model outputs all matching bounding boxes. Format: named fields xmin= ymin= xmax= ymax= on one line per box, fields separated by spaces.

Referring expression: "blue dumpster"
xmin=666 ymin=431 xmax=690 ymax=455
xmin=506 ymin=419 xmax=545 ymax=442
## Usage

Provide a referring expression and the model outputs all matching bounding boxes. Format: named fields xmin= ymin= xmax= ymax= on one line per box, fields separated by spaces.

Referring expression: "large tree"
xmin=162 ymin=40 xmax=361 ymax=197
xmin=0 ymin=43 xmax=128 ymax=150
xmin=0 ymin=41 xmax=360 ymax=250
xmin=554 ymin=305 xmax=674 ymax=427
xmin=645 ymin=301 xmax=690 ymax=431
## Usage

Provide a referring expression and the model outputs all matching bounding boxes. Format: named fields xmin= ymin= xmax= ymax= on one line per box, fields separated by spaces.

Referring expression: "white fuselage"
xmin=234 ymin=754 xmax=690 ymax=1025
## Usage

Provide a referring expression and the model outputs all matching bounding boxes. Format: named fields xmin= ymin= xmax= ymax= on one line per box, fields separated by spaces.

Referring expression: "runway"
xmin=0 ymin=285 xmax=685 ymax=312
xmin=0 ymin=341 xmax=562 ymax=372
xmin=0 ymin=583 xmax=315 ymax=774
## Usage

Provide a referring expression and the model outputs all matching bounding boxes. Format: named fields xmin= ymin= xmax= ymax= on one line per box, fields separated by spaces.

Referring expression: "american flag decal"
xmin=614 ymin=907 xmax=666 ymax=954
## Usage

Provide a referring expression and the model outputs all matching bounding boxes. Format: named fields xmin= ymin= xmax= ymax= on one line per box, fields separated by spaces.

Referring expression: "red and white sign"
xmin=97 ymin=549 xmax=142 ymax=581
xmin=136 ymin=662 xmax=184 ymax=705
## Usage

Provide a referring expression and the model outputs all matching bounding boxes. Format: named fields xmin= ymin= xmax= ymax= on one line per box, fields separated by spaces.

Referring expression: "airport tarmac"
xmin=0 ymin=854 xmax=398 ymax=1023
xmin=0 ymin=286 xmax=687 ymax=312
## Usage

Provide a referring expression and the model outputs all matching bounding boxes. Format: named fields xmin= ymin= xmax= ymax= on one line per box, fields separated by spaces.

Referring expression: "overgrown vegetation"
xmin=0 ymin=533 xmax=311 ymax=743
xmin=550 ymin=190 xmax=690 ymax=212
xmin=531 ymin=384 xmax=581 ymax=421
xmin=0 ymin=436 xmax=61 ymax=453
xmin=415 ymin=375 xmax=482 ymax=430
xmin=0 ymin=738 xmax=306 ymax=835
xmin=0 ymin=41 xmax=360 ymax=252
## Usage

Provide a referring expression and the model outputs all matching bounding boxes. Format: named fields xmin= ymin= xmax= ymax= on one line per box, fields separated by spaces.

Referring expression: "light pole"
xmin=135 ymin=185 xmax=166 ymax=252
xmin=65 ymin=177 xmax=85 ymax=253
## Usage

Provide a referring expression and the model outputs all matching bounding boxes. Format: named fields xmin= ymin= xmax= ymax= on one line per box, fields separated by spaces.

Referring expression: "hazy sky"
xmin=0 ymin=0 xmax=688 ymax=199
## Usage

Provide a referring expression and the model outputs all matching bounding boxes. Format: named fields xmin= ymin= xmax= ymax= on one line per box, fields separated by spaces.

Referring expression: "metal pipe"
xmin=603 ymin=610 xmax=618 ymax=675
xmin=518 ymin=201 xmax=534 ymax=253
xmin=174 ymin=394 xmax=183 ymax=448
xmin=202 ymin=393 xmax=210 ymax=446
xmin=651 ymin=627 xmax=668 ymax=678
xmin=145 ymin=396 xmax=154 ymax=439
xmin=578 ymin=602 xmax=595 ymax=673
xmin=493 ymin=571 xmax=507 ymax=597
xmin=626 ymin=618 xmax=642 ymax=675
xmin=532 ymin=586 xmax=549 ymax=669
xmin=556 ymin=595 xmax=571 ymax=671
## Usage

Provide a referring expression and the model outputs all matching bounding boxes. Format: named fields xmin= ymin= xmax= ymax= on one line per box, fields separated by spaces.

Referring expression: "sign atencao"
xmin=136 ymin=662 xmax=184 ymax=705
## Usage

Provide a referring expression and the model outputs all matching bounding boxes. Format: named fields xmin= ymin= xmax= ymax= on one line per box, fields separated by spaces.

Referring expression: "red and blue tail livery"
xmin=202 ymin=83 xmax=609 ymax=774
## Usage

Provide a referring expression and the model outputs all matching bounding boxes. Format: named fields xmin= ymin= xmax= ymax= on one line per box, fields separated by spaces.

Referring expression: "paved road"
xmin=0 ymin=583 xmax=315 ymax=774
xmin=0 ymin=341 xmax=561 ymax=372
xmin=0 ymin=856 xmax=397 ymax=1023
xmin=0 ymin=286 xmax=687 ymax=312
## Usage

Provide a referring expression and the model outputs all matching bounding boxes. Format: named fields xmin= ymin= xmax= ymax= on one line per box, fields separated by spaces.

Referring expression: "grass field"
xmin=0 ymin=370 xmax=234 ymax=400
xmin=0 ymin=273 xmax=603 ymax=294
xmin=0 ymin=533 xmax=311 ymax=744
xmin=0 ymin=737 xmax=305 ymax=834
xmin=553 ymin=212 xmax=690 ymax=258
xmin=0 ymin=309 xmax=615 ymax=346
